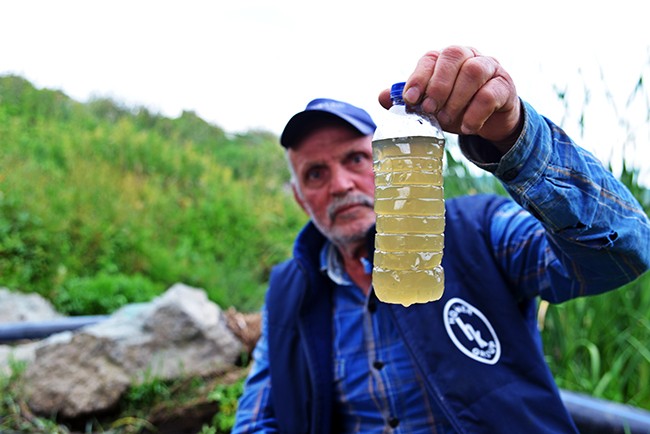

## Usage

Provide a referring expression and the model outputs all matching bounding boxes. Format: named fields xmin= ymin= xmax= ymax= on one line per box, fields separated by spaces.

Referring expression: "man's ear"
xmin=292 ymin=183 xmax=309 ymax=215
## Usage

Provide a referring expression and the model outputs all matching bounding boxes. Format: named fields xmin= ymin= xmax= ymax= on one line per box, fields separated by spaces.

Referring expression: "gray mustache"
xmin=328 ymin=194 xmax=374 ymax=220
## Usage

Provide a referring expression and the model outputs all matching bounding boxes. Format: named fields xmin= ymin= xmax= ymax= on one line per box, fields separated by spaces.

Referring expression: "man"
xmin=233 ymin=46 xmax=650 ymax=433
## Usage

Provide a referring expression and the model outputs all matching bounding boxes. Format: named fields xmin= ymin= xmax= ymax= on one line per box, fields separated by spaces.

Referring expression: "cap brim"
xmin=280 ymin=110 xmax=374 ymax=149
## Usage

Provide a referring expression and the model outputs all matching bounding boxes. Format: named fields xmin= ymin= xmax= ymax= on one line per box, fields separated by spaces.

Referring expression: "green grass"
xmin=0 ymin=75 xmax=307 ymax=313
xmin=541 ymin=273 xmax=650 ymax=409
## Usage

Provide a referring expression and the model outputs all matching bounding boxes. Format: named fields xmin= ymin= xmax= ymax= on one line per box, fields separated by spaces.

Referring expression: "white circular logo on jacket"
xmin=443 ymin=297 xmax=501 ymax=365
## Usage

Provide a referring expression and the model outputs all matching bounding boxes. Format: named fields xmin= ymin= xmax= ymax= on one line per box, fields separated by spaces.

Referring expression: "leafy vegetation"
xmin=1 ymin=73 xmax=649 ymax=432
xmin=207 ymin=378 xmax=246 ymax=432
xmin=0 ymin=75 xmax=306 ymax=313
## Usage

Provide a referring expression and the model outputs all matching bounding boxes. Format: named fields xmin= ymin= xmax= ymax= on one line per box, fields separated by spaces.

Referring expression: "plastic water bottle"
xmin=372 ymin=82 xmax=446 ymax=306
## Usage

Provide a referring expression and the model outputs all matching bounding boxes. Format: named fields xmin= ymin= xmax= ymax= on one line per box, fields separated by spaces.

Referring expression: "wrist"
xmin=490 ymin=100 xmax=525 ymax=155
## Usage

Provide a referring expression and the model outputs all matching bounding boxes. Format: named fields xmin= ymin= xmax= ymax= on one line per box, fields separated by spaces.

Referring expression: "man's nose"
xmin=329 ymin=167 xmax=355 ymax=195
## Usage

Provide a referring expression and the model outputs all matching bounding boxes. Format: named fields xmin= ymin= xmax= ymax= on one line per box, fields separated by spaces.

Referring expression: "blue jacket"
xmin=235 ymin=102 xmax=650 ymax=433
xmin=266 ymin=194 xmax=578 ymax=433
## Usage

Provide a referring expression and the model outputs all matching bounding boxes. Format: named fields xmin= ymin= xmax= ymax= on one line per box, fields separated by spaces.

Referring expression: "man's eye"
xmin=349 ymin=152 xmax=370 ymax=167
xmin=304 ymin=167 xmax=327 ymax=187
xmin=306 ymin=168 xmax=322 ymax=180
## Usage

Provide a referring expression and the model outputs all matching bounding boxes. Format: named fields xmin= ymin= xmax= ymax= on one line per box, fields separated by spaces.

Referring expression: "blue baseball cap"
xmin=280 ymin=98 xmax=376 ymax=149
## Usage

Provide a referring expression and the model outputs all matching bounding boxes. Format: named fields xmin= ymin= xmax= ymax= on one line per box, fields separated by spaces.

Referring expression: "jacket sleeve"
xmin=459 ymin=100 xmax=650 ymax=302
xmin=232 ymin=306 xmax=279 ymax=433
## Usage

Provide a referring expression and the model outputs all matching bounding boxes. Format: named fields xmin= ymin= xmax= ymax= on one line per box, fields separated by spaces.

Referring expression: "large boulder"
xmin=22 ymin=283 xmax=243 ymax=418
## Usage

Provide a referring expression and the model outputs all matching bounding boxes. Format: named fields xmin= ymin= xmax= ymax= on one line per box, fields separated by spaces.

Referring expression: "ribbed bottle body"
xmin=371 ymin=84 xmax=446 ymax=306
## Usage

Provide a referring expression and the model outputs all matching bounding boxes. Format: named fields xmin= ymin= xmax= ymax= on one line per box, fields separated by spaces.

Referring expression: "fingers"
xmin=402 ymin=50 xmax=440 ymax=106
xmin=397 ymin=45 xmax=521 ymax=144
xmin=421 ymin=46 xmax=481 ymax=114
xmin=459 ymin=69 xmax=517 ymax=134
xmin=434 ymin=55 xmax=497 ymax=126
xmin=378 ymin=88 xmax=391 ymax=109
xmin=381 ymin=50 xmax=439 ymax=109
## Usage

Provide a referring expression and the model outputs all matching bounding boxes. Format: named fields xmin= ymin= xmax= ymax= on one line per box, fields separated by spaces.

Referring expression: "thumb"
xmin=378 ymin=88 xmax=392 ymax=109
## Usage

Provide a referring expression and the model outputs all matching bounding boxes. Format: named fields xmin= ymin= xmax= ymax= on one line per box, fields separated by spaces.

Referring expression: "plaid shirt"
xmin=326 ymin=243 xmax=453 ymax=433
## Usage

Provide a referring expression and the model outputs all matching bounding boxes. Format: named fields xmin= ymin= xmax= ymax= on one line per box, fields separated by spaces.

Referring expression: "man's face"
xmin=288 ymin=123 xmax=375 ymax=250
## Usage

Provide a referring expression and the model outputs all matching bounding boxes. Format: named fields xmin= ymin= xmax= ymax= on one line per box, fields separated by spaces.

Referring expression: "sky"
xmin=2 ymin=0 xmax=649 ymax=185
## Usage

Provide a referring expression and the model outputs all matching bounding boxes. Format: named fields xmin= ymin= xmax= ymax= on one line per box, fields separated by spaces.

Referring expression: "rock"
xmin=0 ymin=288 xmax=65 ymax=375
xmin=0 ymin=287 xmax=63 ymax=323
xmin=0 ymin=341 xmax=40 ymax=376
xmin=23 ymin=283 xmax=244 ymax=419
xmin=24 ymin=333 xmax=131 ymax=417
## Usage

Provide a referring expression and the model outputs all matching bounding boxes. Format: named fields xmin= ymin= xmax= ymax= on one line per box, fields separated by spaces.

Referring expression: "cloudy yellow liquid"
xmin=372 ymin=136 xmax=445 ymax=306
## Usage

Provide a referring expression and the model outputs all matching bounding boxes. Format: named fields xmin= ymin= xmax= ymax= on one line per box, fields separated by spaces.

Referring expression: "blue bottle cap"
xmin=390 ymin=82 xmax=406 ymax=105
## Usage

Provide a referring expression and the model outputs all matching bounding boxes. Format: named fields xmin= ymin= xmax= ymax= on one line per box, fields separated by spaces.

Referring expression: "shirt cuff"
xmin=458 ymin=100 xmax=551 ymax=185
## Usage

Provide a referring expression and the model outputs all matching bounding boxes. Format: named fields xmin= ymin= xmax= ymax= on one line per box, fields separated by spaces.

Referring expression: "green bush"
xmin=53 ymin=272 xmax=163 ymax=315
xmin=207 ymin=378 xmax=245 ymax=432
xmin=0 ymin=74 xmax=305 ymax=313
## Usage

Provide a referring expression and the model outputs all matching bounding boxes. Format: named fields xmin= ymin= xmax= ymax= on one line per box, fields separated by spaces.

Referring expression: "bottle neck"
xmin=388 ymin=101 xmax=407 ymax=115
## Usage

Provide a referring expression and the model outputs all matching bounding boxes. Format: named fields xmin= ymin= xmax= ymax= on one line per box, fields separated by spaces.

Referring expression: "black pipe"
xmin=0 ymin=315 xmax=109 ymax=341
xmin=561 ymin=389 xmax=650 ymax=433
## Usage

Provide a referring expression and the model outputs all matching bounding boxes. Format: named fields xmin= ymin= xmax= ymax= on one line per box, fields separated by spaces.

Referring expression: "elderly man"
xmin=233 ymin=46 xmax=650 ymax=433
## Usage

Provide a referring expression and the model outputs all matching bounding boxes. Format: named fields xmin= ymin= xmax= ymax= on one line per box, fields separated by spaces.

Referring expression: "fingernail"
xmin=437 ymin=110 xmax=450 ymax=125
xmin=403 ymin=86 xmax=420 ymax=104
xmin=422 ymin=97 xmax=438 ymax=114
